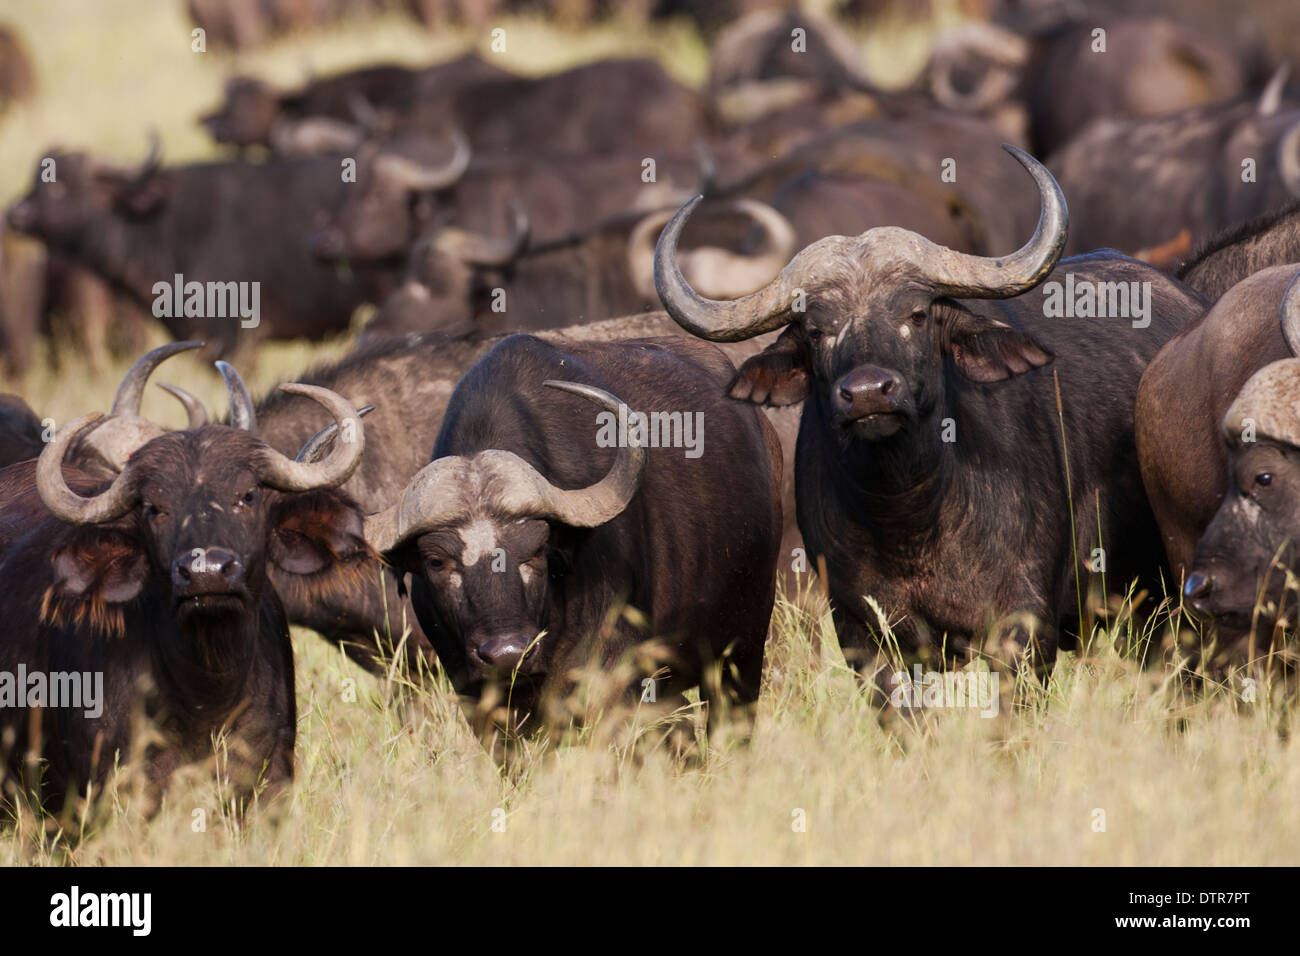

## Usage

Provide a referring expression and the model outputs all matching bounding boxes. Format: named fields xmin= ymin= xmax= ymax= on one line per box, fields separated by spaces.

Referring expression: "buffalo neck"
xmin=65 ymin=214 xmax=168 ymax=304
xmin=805 ymin=390 xmax=960 ymax=549
xmin=146 ymin=600 xmax=265 ymax=726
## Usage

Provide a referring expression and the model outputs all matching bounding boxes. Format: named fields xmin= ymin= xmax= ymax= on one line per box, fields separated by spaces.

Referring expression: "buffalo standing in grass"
xmin=0 ymin=375 xmax=367 ymax=814
xmin=656 ymin=146 xmax=1206 ymax=684
xmin=362 ymin=334 xmax=782 ymax=748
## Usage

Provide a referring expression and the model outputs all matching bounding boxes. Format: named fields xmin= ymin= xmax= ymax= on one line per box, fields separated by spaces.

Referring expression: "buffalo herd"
xmin=4 ymin=0 xmax=1300 ymax=814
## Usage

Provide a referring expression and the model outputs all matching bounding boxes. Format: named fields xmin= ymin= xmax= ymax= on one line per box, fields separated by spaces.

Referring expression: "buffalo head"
xmin=36 ymin=363 xmax=368 ymax=634
xmin=364 ymin=381 xmax=645 ymax=697
xmin=655 ymin=144 xmax=1064 ymax=443
xmin=310 ymin=132 xmax=471 ymax=262
xmin=7 ymin=133 xmax=167 ymax=243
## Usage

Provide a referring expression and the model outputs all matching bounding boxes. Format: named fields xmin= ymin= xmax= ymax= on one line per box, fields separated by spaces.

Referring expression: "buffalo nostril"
xmin=1183 ymin=572 xmax=1213 ymax=602
xmin=880 ymin=377 xmax=896 ymax=396
xmin=839 ymin=384 xmax=854 ymax=404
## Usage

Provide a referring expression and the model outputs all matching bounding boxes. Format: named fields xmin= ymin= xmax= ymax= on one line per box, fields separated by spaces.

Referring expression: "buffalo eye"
xmin=1256 ymin=473 xmax=1273 ymax=488
xmin=805 ymin=326 xmax=824 ymax=343
xmin=142 ymin=502 xmax=165 ymax=521
xmin=237 ymin=489 xmax=257 ymax=507
xmin=910 ymin=307 xmax=927 ymax=325
xmin=425 ymin=554 xmax=453 ymax=574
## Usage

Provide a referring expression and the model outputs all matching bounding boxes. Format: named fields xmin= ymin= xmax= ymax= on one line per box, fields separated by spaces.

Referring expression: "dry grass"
xmin=1 ymin=1 xmax=1298 ymax=866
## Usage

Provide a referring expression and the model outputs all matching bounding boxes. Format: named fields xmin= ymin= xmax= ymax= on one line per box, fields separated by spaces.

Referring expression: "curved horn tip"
xmin=110 ymin=340 xmax=207 ymax=417
xmin=216 ymin=360 xmax=257 ymax=432
xmin=258 ymin=384 xmax=365 ymax=490
xmin=543 ymin=379 xmax=619 ymax=402
xmin=156 ymin=383 xmax=210 ymax=429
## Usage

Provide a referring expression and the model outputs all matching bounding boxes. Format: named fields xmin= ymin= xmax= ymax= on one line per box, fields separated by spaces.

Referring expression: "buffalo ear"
xmin=270 ymin=490 xmax=371 ymax=576
xmin=940 ymin=305 xmax=1053 ymax=383
xmin=728 ymin=325 xmax=811 ymax=406
xmin=51 ymin=531 xmax=149 ymax=605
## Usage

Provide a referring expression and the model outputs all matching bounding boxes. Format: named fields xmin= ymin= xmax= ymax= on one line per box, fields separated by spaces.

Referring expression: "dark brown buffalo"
xmin=199 ymin=54 xmax=509 ymax=153
xmin=1177 ymin=201 xmax=1300 ymax=301
xmin=717 ymin=112 xmax=1043 ymax=259
xmin=1136 ymin=264 xmax=1300 ymax=583
xmin=927 ymin=15 xmax=1247 ymax=157
xmin=1184 ymin=279 xmax=1300 ymax=641
xmin=0 ymin=376 xmax=366 ymax=814
xmin=706 ymin=7 xmax=893 ymax=128
xmin=656 ymin=146 xmax=1206 ymax=685
xmin=310 ymin=134 xmax=709 ymax=262
xmin=333 ymin=58 xmax=707 ymax=160
xmin=7 ymin=139 xmax=384 ymax=355
xmin=244 ymin=312 xmax=804 ymax=676
xmin=362 ymin=334 xmax=782 ymax=748
xmin=363 ymin=198 xmax=793 ymax=338
xmin=1048 ymin=81 xmax=1300 ymax=257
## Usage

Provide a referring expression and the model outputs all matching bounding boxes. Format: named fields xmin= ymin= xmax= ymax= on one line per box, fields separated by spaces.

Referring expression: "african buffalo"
xmin=7 ymin=138 xmax=383 ymax=355
xmin=656 ymin=146 xmax=1206 ymax=685
xmin=199 ymin=54 xmax=509 ymax=153
xmin=1184 ymin=278 xmax=1300 ymax=640
xmin=329 ymin=58 xmax=707 ymax=159
xmin=364 ymin=197 xmax=793 ymax=338
xmin=926 ymin=15 xmax=1246 ymax=157
xmin=0 ymin=375 xmax=367 ymax=814
xmin=310 ymin=135 xmax=707 ymax=263
xmin=362 ymin=334 xmax=782 ymax=748
xmin=1136 ymin=264 xmax=1300 ymax=583
xmin=243 ymin=311 xmax=803 ymax=677
xmin=1048 ymin=77 xmax=1300 ymax=257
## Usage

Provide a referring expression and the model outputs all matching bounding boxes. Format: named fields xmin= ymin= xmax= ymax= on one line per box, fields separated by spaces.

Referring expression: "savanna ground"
xmin=1 ymin=0 xmax=1297 ymax=866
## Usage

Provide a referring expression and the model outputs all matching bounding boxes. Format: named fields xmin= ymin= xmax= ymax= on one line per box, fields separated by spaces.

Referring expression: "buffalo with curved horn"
xmin=1184 ymin=275 xmax=1300 ymax=637
xmin=0 ymin=364 xmax=370 ymax=812
xmin=657 ymin=144 xmax=1205 ymax=684
xmin=362 ymin=334 xmax=782 ymax=751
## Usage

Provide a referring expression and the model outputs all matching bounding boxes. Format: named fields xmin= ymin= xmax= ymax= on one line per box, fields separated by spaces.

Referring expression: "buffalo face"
xmin=1186 ymin=439 xmax=1300 ymax=628
xmin=311 ymin=133 xmax=471 ymax=263
xmin=396 ymin=513 xmax=556 ymax=692
xmin=367 ymin=382 xmax=646 ymax=706
xmin=7 ymin=137 xmax=167 ymax=244
xmin=37 ymin=375 xmax=368 ymax=640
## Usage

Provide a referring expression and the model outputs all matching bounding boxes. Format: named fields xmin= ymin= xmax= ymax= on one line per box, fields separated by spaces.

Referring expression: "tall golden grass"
xmin=0 ymin=0 xmax=1296 ymax=866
